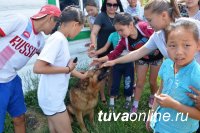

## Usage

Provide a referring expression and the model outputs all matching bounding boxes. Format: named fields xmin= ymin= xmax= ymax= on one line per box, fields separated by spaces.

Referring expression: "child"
xmin=85 ymin=0 xmax=99 ymax=30
xmin=88 ymin=31 xmax=121 ymax=57
xmin=0 ymin=5 xmax=61 ymax=133
xmin=90 ymin=0 xmax=124 ymax=105
xmin=33 ymin=6 xmax=86 ymax=133
xmin=88 ymin=31 xmax=121 ymax=109
xmin=92 ymin=13 xmax=163 ymax=113
xmin=146 ymin=18 xmax=200 ymax=133
xmin=126 ymin=0 xmax=144 ymax=20
xmin=185 ymin=0 xmax=200 ymax=20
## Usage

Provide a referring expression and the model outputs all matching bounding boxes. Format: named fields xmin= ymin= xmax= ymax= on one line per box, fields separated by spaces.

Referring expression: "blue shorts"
xmin=0 ymin=75 xmax=26 ymax=132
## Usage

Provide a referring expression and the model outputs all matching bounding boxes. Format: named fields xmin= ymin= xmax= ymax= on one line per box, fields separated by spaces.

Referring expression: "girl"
xmin=90 ymin=0 xmax=124 ymax=105
xmin=33 ymin=6 xmax=86 ymax=133
xmin=93 ymin=13 xmax=163 ymax=113
xmin=126 ymin=0 xmax=144 ymax=20
xmin=147 ymin=18 xmax=200 ymax=133
xmin=85 ymin=0 xmax=99 ymax=30
xmin=185 ymin=0 xmax=200 ymax=20
xmin=101 ymin=0 xmax=180 ymax=67
xmin=0 ymin=5 xmax=61 ymax=133
xmin=88 ymin=31 xmax=121 ymax=58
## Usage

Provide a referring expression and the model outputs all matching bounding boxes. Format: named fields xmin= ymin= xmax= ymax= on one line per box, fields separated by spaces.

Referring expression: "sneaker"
xmin=123 ymin=101 xmax=131 ymax=109
xmin=108 ymin=105 xmax=115 ymax=113
xmin=129 ymin=106 xmax=137 ymax=117
xmin=130 ymin=106 xmax=138 ymax=114
xmin=148 ymin=97 xmax=154 ymax=108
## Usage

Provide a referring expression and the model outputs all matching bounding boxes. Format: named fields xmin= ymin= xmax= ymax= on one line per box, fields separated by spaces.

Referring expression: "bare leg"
xmin=134 ymin=65 xmax=149 ymax=101
xmin=47 ymin=110 xmax=73 ymax=133
xmin=149 ymin=65 xmax=160 ymax=95
xmin=13 ymin=114 xmax=26 ymax=133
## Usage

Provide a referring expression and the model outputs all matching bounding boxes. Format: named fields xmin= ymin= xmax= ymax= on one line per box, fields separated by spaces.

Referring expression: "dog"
xmin=67 ymin=67 xmax=109 ymax=133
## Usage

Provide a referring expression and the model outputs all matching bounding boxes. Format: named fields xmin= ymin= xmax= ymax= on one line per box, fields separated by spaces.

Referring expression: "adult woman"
xmin=90 ymin=0 xmax=123 ymax=104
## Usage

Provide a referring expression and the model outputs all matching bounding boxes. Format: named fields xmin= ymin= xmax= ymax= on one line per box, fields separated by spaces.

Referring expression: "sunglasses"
xmin=106 ymin=3 xmax=118 ymax=8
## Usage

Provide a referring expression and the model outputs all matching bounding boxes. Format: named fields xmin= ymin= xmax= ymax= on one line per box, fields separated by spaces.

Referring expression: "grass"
xmin=4 ymin=74 xmax=153 ymax=133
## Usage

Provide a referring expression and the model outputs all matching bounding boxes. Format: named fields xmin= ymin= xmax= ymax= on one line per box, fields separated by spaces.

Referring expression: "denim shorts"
xmin=135 ymin=59 xmax=163 ymax=66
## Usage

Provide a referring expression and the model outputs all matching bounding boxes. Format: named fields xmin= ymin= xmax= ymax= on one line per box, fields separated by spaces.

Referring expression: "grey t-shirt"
xmin=94 ymin=12 xmax=115 ymax=57
xmin=145 ymin=17 xmax=200 ymax=62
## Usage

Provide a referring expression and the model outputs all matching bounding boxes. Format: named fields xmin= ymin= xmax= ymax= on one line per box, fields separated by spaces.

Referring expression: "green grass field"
xmin=4 ymin=75 xmax=154 ymax=133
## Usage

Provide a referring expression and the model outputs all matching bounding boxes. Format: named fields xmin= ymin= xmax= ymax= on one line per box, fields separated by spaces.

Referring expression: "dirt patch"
xmin=25 ymin=109 xmax=48 ymax=133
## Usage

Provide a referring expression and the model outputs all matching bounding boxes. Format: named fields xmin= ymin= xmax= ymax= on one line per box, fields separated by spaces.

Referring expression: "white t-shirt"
xmin=0 ymin=14 xmax=44 ymax=83
xmin=37 ymin=31 xmax=71 ymax=115
xmin=145 ymin=18 xmax=200 ymax=63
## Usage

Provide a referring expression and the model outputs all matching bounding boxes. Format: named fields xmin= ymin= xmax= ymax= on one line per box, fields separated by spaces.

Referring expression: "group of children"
xmin=1 ymin=0 xmax=200 ymax=133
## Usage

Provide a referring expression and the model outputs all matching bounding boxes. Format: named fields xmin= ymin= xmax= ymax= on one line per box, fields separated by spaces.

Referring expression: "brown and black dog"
xmin=67 ymin=67 xmax=109 ymax=133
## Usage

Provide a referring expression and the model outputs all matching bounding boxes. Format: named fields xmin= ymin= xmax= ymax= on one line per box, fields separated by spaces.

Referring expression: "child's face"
xmin=127 ymin=0 xmax=137 ymax=7
xmin=167 ymin=27 xmax=199 ymax=69
xmin=144 ymin=10 xmax=169 ymax=31
xmin=186 ymin=0 xmax=199 ymax=8
xmin=114 ymin=23 xmax=133 ymax=38
xmin=86 ymin=5 xmax=98 ymax=17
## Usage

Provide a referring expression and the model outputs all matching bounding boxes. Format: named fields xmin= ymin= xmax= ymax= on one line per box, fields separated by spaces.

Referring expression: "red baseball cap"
xmin=31 ymin=5 xmax=61 ymax=19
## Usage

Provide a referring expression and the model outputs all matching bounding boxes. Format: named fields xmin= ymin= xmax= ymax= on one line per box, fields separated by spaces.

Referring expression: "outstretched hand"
xmin=187 ymin=86 xmax=200 ymax=110
xmin=101 ymin=60 xmax=116 ymax=68
xmin=90 ymin=58 xmax=101 ymax=66
xmin=88 ymin=50 xmax=96 ymax=58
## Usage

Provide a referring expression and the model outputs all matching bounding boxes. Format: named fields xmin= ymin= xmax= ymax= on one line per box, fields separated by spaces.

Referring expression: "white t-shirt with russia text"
xmin=37 ymin=31 xmax=71 ymax=115
xmin=0 ymin=14 xmax=44 ymax=83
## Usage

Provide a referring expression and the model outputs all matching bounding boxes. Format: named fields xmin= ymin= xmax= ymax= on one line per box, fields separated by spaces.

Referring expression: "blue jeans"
xmin=110 ymin=62 xmax=134 ymax=97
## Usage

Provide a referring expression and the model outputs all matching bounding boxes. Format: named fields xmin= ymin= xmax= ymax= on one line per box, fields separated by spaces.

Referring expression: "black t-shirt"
xmin=94 ymin=12 xmax=115 ymax=57
xmin=128 ymin=29 xmax=163 ymax=62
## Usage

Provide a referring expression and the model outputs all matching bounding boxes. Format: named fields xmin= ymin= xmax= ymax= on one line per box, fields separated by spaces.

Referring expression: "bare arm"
xmin=90 ymin=24 xmax=101 ymax=46
xmin=115 ymin=46 xmax=152 ymax=64
xmin=71 ymin=69 xmax=88 ymax=79
xmin=102 ymin=46 xmax=152 ymax=67
xmin=33 ymin=59 xmax=76 ymax=74
xmin=156 ymin=90 xmax=200 ymax=120
xmin=33 ymin=59 xmax=70 ymax=74
xmin=95 ymin=41 xmax=111 ymax=55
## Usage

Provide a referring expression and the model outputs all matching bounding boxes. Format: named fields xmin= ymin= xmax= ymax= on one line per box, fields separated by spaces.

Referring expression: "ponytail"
xmin=144 ymin=0 xmax=180 ymax=22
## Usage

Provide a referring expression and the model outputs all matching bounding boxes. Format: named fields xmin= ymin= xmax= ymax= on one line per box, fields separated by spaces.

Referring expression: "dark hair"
xmin=59 ymin=6 xmax=85 ymax=25
xmin=101 ymin=0 xmax=124 ymax=12
xmin=166 ymin=18 xmax=199 ymax=43
xmin=113 ymin=12 xmax=136 ymax=26
xmin=144 ymin=0 xmax=180 ymax=22
xmin=85 ymin=0 xmax=98 ymax=8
